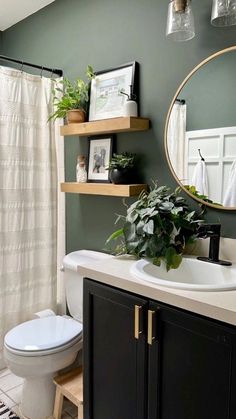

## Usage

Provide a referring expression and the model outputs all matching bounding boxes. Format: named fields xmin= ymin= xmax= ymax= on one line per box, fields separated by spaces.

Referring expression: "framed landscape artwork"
xmin=88 ymin=62 xmax=138 ymax=121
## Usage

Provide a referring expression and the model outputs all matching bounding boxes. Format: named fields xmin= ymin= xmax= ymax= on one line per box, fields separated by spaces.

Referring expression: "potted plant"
xmin=106 ymin=183 xmax=203 ymax=271
xmin=48 ymin=65 xmax=94 ymax=124
xmin=107 ymin=152 xmax=136 ymax=184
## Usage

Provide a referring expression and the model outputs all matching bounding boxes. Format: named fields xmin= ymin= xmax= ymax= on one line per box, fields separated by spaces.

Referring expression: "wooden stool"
xmin=53 ymin=367 xmax=83 ymax=419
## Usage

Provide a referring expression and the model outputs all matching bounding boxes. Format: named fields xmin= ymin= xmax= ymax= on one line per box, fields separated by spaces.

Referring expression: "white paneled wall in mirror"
xmin=185 ymin=127 xmax=236 ymax=206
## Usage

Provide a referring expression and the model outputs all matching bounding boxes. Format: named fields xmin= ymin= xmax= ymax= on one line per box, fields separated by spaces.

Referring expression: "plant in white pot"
xmin=107 ymin=152 xmax=136 ymax=184
xmin=48 ymin=65 xmax=94 ymax=124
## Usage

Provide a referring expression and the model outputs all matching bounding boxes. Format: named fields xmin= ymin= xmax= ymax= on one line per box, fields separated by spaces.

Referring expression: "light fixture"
xmin=166 ymin=0 xmax=195 ymax=42
xmin=211 ymin=0 xmax=236 ymax=26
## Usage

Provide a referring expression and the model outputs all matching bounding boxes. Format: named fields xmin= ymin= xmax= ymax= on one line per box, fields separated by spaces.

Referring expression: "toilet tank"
xmin=63 ymin=250 xmax=112 ymax=323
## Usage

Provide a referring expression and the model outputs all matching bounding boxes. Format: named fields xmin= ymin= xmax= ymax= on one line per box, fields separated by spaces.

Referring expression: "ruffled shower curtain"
xmin=0 ymin=67 xmax=65 ymax=369
xmin=167 ymin=102 xmax=187 ymax=182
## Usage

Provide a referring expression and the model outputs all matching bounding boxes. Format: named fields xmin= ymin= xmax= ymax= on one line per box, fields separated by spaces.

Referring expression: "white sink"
xmin=130 ymin=256 xmax=236 ymax=291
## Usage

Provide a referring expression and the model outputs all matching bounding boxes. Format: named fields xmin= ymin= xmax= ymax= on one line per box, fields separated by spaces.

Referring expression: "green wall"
xmin=2 ymin=0 xmax=236 ymax=250
xmin=181 ymin=52 xmax=236 ymax=131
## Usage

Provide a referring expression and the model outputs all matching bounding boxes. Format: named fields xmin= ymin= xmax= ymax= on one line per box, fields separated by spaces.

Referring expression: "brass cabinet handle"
xmin=134 ymin=305 xmax=142 ymax=339
xmin=147 ymin=310 xmax=155 ymax=345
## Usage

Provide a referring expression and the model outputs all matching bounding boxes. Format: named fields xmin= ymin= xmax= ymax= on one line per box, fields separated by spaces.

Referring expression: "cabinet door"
xmin=148 ymin=302 xmax=235 ymax=419
xmin=83 ymin=278 xmax=148 ymax=419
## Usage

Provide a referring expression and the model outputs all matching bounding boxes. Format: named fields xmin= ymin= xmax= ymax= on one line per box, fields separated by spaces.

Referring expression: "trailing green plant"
xmin=184 ymin=185 xmax=222 ymax=207
xmin=48 ymin=65 xmax=94 ymax=121
xmin=107 ymin=152 xmax=136 ymax=170
xmin=106 ymin=183 xmax=203 ymax=271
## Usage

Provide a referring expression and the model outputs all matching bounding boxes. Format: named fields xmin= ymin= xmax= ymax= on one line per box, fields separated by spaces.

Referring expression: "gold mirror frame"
xmin=164 ymin=45 xmax=236 ymax=211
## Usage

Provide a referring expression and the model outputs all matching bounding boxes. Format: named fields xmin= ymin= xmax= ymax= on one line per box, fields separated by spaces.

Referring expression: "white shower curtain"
xmin=167 ymin=102 xmax=187 ymax=182
xmin=0 ymin=67 xmax=64 ymax=369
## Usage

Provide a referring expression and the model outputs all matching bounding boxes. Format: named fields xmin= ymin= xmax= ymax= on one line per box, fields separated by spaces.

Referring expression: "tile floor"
xmin=0 ymin=368 xmax=78 ymax=419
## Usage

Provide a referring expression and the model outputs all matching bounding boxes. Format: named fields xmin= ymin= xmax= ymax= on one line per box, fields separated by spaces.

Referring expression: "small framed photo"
xmin=88 ymin=61 xmax=139 ymax=121
xmin=87 ymin=135 xmax=114 ymax=182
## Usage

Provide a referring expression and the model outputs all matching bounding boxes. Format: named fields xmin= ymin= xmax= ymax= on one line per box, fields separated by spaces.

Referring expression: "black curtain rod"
xmin=0 ymin=55 xmax=63 ymax=77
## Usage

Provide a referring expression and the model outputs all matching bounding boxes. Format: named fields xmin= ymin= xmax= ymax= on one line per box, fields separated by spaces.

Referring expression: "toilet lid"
xmin=4 ymin=316 xmax=83 ymax=352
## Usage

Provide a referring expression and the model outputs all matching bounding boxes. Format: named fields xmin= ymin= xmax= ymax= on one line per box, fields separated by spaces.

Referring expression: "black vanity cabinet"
xmin=84 ymin=278 xmax=236 ymax=419
xmin=83 ymin=278 xmax=148 ymax=419
xmin=148 ymin=300 xmax=236 ymax=419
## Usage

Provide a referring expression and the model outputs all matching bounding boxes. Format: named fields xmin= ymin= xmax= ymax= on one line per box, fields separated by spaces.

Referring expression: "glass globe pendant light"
xmin=166 ymin=0 xmax=195 ymax=41
xmin=211 ymin=0 xmax=236 ymax=26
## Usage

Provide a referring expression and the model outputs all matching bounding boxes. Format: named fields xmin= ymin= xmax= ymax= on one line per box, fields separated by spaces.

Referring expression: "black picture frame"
xmin=87 ymin=135 xmax=114 ymax=183
xmin=88 ymin=61 xmax=139 ymax=121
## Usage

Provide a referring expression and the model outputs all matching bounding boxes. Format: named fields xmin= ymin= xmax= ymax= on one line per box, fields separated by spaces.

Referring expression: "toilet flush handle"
xmin=60 ymin=265 xmax=65 ymax=272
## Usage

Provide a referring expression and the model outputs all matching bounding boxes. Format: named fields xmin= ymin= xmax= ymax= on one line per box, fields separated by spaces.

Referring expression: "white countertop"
xmin=78 ymin=255 xmax=236 ymax=327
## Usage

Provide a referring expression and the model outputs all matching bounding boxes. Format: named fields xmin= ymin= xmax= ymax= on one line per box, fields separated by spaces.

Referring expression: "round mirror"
xmin=165 ymin=46 xmax=236 ymax=210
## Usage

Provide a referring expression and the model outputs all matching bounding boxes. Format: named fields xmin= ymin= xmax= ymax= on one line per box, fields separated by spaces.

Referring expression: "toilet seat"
xmin=4 ymin=316 xmax=83 ymax=357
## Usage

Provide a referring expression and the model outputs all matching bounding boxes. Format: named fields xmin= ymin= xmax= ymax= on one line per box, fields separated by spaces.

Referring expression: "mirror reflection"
xmin=166 ymin=48 xmax=236 ymax=209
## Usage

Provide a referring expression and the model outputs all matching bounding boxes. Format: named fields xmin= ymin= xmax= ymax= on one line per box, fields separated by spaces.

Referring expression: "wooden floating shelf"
xmin=60 ymin=117 xmax=150 ymax=137
xmin=61 ymin=182 xmax=147 ymax=197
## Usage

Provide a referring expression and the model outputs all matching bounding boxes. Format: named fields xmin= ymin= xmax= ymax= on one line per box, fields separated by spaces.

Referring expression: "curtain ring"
xmin=20 ymin=61 xmax=24 ymax=73
xmin=40 ymin=66 xmax=44 ymax=78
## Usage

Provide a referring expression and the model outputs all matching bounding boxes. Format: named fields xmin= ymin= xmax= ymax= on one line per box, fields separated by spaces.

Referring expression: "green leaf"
xmin=186 ymin=235 xmax=196 ymax=245
xmin=136 ymin=220 xmax=145 ymax=235
xmin=106 ymin=229 xmax=124 ymax=244
xmin=145 ymin=235 xmax=165 ymax=258
xmin=126 ymin=239 xmax=142 ymax=252
xmin=160 ymin=219 xmax=174 ymax=235
xmin=139 ymin=241 xmax=149 ymax=254
xmin=175 ymin=196 xmax=185 ymax=204
xmin=86 ymin=65 xmax=95 ymax=80
xmin=153 ymin=257 xmax=161 ymax=266
xmin=143 ymin=219 xmax=154 ymax=235
xmin=138 ymin=207 xmax=158 ymax=219
xmin=171 ymin=206 xmax=183 ymax=215
xmin=114 ymin=214 xmax=126 ymax=225
xmin=126 ymin=210 xmax=139 ymax=223
xmin=159 ymin=202 xmax=174 ymax=212
xmin=185 ymin=211 xmax=196 ymax=222
xmin=123 ymin=222 xmax=136 ymax=243
xmin=165 ymin=247 xmax=182 ymax=271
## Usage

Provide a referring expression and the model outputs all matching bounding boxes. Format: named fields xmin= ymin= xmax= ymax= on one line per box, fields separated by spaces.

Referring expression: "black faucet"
xmin=197 ymin=223 xmax=232 ymax=266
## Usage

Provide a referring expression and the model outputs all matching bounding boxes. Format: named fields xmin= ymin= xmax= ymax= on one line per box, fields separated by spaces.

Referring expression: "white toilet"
xmin=4 ymin=250 xmax=112 ymax=419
